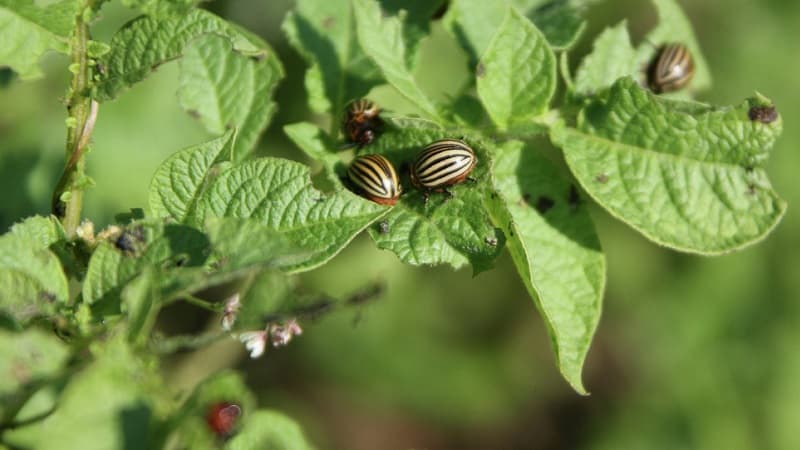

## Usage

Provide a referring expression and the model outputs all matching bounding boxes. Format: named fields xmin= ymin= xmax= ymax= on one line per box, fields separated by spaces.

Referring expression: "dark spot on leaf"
xmin=476 ymin=63 xmax=485 ymax=78
xmin=431 ymin=1 xmax=449 ymax=20
xmin=508 ymin=221 xmax=515 ymax=237
xmin=249 ymin=53 xmax=266 ymax=62
xmin=568 ymin=184 xmax=581 ymax=210
xmin=535 ymin=196 xmax=555 ymax=214
xmin=115 ymin=226 xmax=145 ymax=254
xmin=745 ymin=166 xmax=754 ymax=174
xmin=747 ymin=184 xmax=757 ymax=195
xmin=39 ymin=291 xmax=56 ymax=303
xmin=377 ymin=220 xmax=390 ymax=234
xmin=322 ymin=16 xmax=336 ymax=29
xmin=748 ymin=105 xmax=778 ymax=124
xmin=484 ymin=236 xmax=498 ymax=247
xmin=187 ymin=109 xmax=201 ymax=119
xmin=595 ymin=173 xmax=608 ymax=184
xmin=490 ymin=192 xmax=498 ymax=199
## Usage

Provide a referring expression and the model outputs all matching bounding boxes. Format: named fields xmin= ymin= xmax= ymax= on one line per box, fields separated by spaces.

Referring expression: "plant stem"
xmin=52 ymin=2 xmax=97 ymax=238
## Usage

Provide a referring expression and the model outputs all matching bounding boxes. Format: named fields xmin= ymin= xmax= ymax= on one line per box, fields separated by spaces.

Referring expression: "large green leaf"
xmin=487 ymin=140 xmax=604 ymax=394
xmin=0 ymin=0 xmax=77 ymax=79
xmin=120 ymin=0 xmax=198 ymax=18
xmin=476 ymin=7 xmax=556 ymax=131
xmin=177 ymin=35 xmax=283 ymax=161
xmin=282 ymin=0 xmax=382 ymax=116
xmin=352 ymin=0 xmax=441 ymax=120
xmin=574 ymin=21 xmax=639 ymax=95
xmin=636 ymin=0 xmax=712 ymax=94
xmin=552 ymin=78 xmax=786 ymax=254
xmin=149 ymin=130 xmax=235 ymax=224
xmin=200 ymin=158 xmax=389 ymax=273
xmin=227 ymin=410 xmax=313 ymax=450
xmin=363 ymin=119 xmax=505 ymax=272
xmin=96 ymin=9 xmax=275 ymax=101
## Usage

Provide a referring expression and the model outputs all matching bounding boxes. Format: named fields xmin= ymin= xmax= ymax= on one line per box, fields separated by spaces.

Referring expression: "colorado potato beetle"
xmin=343 ymin=99 xmax=383 ymax=147
xmin=647 ymin=43 xmax=695 ymax=94
xmin=410 ymin=139 xmax=477 ymax=197
xmin=348 ymin=154 xmax=402 ymax=205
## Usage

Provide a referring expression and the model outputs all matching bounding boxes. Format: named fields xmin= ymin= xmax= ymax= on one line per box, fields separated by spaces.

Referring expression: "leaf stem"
xmin=52 ymin=1 xmax=97 ymax=238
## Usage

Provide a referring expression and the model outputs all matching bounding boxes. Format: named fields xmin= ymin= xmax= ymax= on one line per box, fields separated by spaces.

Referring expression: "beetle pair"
xmin=348 ymin=139 xmax=477 ymax=206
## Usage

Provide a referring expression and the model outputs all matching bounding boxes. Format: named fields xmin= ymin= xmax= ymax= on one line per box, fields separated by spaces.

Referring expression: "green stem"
xmin=52 ymin=2 xmax=97 ymax=237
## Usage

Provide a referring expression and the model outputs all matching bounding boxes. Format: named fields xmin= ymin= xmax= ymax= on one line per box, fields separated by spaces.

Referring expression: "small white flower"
xmin=238 ymin=331 xmax=267 ymax=359
xmin=269 ymin=319 xmax=303 ymax=348
xmin=221 ymin=293 xmax=241 ymax=331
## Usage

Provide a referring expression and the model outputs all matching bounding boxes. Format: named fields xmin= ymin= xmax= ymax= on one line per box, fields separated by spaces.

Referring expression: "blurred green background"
xmin=1 ymin=0 xmax=799 ymax=449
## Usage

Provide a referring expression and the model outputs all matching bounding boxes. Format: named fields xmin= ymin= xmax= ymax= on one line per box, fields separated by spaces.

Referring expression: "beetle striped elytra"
xmin=647 ymin=43 xmax=695 ymax=94
xmin=410 ymin=139 xmax=477 ymax=194
xmin=347 ymin=154 xmax=402 ymax=205
xmin=342 ymin=99 xmax=383 ymax=148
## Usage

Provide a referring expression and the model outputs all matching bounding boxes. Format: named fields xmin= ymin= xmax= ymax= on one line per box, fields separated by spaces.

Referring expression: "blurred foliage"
xmin=0 ymin=0 xmax=798 ymax=449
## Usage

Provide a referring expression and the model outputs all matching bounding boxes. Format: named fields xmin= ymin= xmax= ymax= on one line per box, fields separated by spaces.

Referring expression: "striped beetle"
xmin=647 ymin=43 xmax=695 ymax=94
xmin=410 ymin=139 xmax=477 ymax=201
xmin=347 ymin=154 xmax=401 ymax=205
xmin=342 ymin=99 xmax=383 ymax=148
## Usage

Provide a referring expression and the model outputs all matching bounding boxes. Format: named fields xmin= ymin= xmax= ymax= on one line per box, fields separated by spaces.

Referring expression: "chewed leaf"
xmin=96 ymin=9 xmax=275 ymax=101
xmin=200 ymin=157 xmax=389 ymax=273
xmin=552 ymin=78 xmax=786 ymax=254
xmin=178 ymin=35 xmax=283 ymax=161
xmin=488 ymin=140 xmax=605 ymax=394
xmin=0 ymin=0 xmax=77 ymax=79
xmin=363 ymin=122 xmax=504 ymax=272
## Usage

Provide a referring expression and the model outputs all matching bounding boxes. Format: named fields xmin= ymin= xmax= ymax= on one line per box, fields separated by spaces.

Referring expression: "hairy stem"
xmin=52 ymin=2 xmax=97 ymax=237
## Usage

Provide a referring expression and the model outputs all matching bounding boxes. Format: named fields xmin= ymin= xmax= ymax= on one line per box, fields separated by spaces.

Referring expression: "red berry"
xmin=206 ymin=402 xmax=241 ymax=438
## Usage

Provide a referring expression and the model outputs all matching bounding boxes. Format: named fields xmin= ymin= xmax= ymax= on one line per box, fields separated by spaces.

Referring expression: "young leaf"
xmin=379 ymin=0 xmax=446 ymax=66
xmin=200 ymin=158 xmax=389 ymax=273
xmin=487 ymin=140 xmax=604 ymax=394
xmin=574 ymin=21 xmax=639 ymax=95
xmin=120 ymin=0 xmax=198 ymax=18
xmin=178 ymin=35 xmax=283 ymax=161
xmin=8 ymin=215 xmax=66 ymax=249
xmin=363 ymin=122 xmax=505 ymax=272
xmin=476 ymin=7 xmax=556 ymax=131
xmin=227 ymin=410 xmax=313 ymax=450
xmin=0 ymin=0 xmax=78 ymax=79
xmin=282 ymin=0 xmax=382 ymax=116
xmin=0 ymin=328 xmax=69 ymax=417
xmin=552 ymin=78 xmax=786 ymax=254
xmin=636 ymin=0 xmax=711 ymax=93
xmin=528 ymin=1 xmax=586 ymax=50
xmin=96 ymin=9 xmax=274 ymax=101
xmin=352 ymin=0 xmax=441 ymax=120
xmin=0 ymin=230 xmax=69 ymax=323
xmin=149 ymin=130 xmax=235 ymax=224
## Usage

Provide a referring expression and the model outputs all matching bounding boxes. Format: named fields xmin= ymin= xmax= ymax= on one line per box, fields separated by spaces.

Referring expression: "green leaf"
xmin=282 ymin=0 xmax=382 ymax=115
xmin=476 ymin=7 xmax=556 ymax=131
xmin=120 ymin=0 xmax=199 ymax=18
xmin=528 ymin=1 xmax=586 ymax=50
xmin=234 ymin=270 xmax=296 ymax=331
xmin=200 ymin=158 xmax=389 ymax=273
xmin=8 ymin=338 xmax=160 ymax=450
xmin=0 ymin=0 xmax=78 ymax=79
xmin=82 ymin=222 xmax=210 ymax=307
xmin=443 ymin=0 xmax=508 ymax=66
xmin=352 ymin=0 xmax=441 ymax=120
xmin=552 ymin=78 xmax=786 ymax=254
xmin=96 ymin=9 xmax=274 ymax=101
xmin=636 ymin=0 xmax=711 ymax=93
xmin=283 ymin=122 xmax=342 ymax=186
xmin=0 ymin=328 xmax=69 ymax=418
xmin=8 ymin=215 xmax=66 ymax=249
xmin=364 ymin=122 xmax=505 ymax=272
xmin=149 ymin=130 xmax=235 ymax=224
xmin=121 ymin=270 xmax=159 ymax=345
xmin=379 ymin=0 xmax=446 ymax=65
xmin=227 ymin=410 xmax=313 ymax=450
xmin=574 ymin=21 xmax=638 ymax=95
xmin=177 ymin=35 xmax=283 ymax=161
xmin=0 ymin=229 xmax=69 ymax=323
xmin=487 ymin=140 xmax=604 ymax=394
